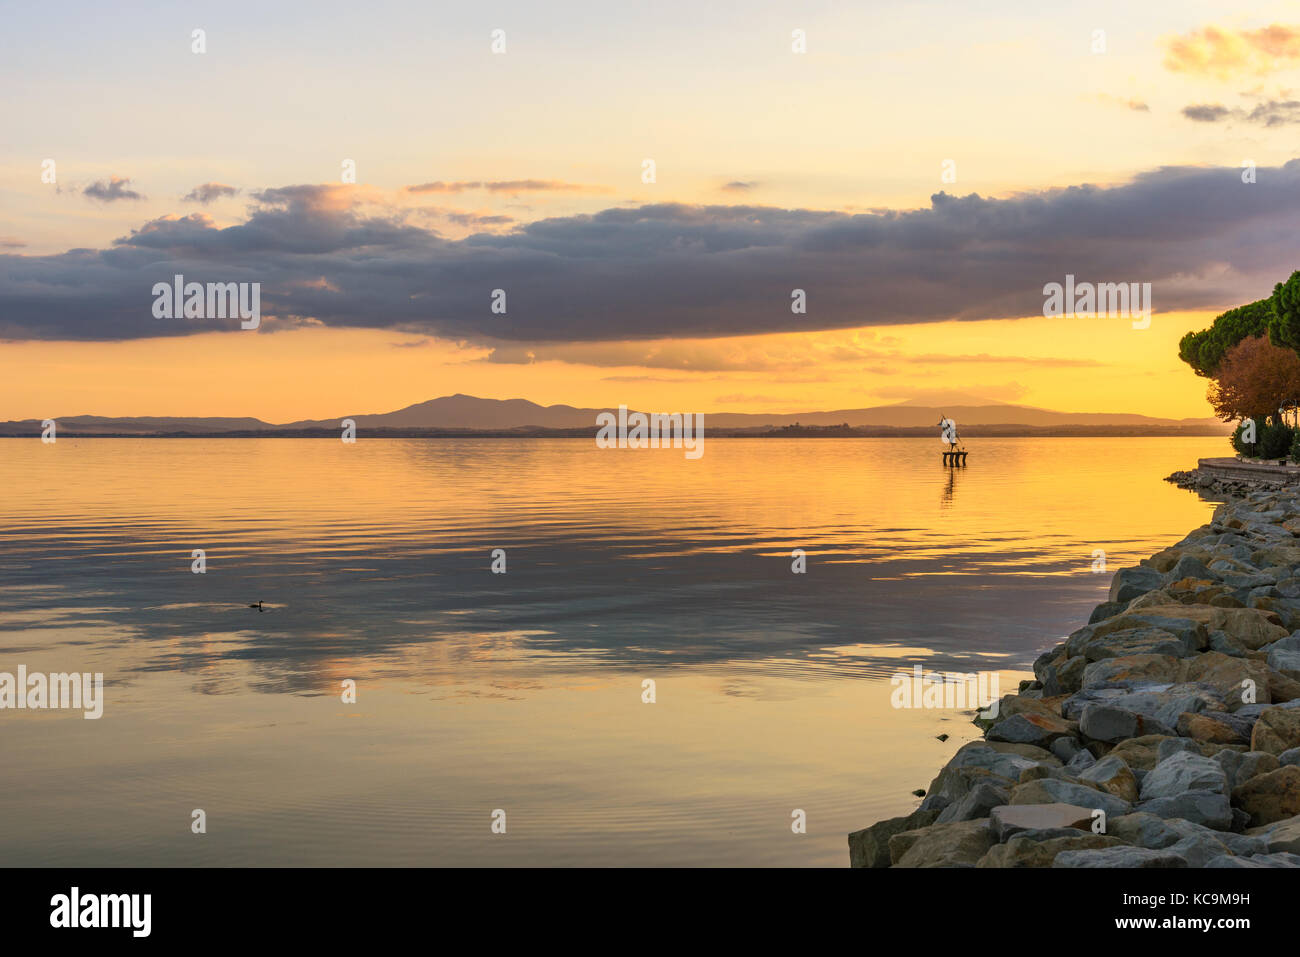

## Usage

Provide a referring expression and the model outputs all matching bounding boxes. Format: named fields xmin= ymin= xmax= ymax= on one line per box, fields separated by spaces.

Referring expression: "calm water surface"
xmin=0 ymin=437 xmax=1223 ymax=865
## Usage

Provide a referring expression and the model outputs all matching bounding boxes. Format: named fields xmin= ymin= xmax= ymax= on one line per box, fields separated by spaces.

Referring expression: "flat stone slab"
xmin=990 ymin=803 xmax=1093 ymax=842
xmin=1198 ymin=457 xmax=1300 ymax=480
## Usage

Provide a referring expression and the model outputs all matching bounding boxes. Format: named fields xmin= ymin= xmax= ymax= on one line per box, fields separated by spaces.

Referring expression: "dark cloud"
xmin=1182 ymin=100 xmax=1300 ymax=125
xmin=722 ymin=181 xmax=759 ymax=191
xmin=1182 ymin=104 xmax=1233 ymax=122
xmin=82 ymin=176 xmax=143 ymax=202
xmin=1247 ymin=99 xmax=1300 ymax=125
xmin=183 ymin=182 xmax=238 ymax=204
xmin=6 ymin=163 xmax=1300 ymax=342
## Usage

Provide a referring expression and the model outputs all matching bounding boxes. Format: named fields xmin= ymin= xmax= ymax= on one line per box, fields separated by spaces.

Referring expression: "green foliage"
xmin=1269 ymin=271 xmax=1300 ymax=354
xmin=1232 ymin=420 xmax=1257 ymax=456
xmin=1260 ymin=420 xmax=1295 ymax=459
xmin=1179 ymin=298 xmax=1275 ymax=377
xmin=1232 ymin=418 xmax=1294 ymax=459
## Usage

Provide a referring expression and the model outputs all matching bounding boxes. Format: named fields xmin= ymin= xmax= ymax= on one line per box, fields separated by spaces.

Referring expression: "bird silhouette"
xmin=249 ymin=601 xmax=265 ymax=612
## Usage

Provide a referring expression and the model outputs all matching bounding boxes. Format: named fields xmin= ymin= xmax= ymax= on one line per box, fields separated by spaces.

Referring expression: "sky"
xmin=3 ymin=0 xmax=1300 ymax=421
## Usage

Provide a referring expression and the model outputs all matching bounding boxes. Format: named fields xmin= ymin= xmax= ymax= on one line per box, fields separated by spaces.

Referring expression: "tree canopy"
xmin=1206 ymin=335 xmax=1300 ymax=423
xmin=1178 ymin=298 xmax=1275 ymax=378
xmin=1269 ymin=271 xmax=1300 ymax=354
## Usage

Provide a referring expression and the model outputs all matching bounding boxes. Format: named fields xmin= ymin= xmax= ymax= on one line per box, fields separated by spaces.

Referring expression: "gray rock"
xmin=1053 ymin=846 xmax=1189 ymax=868
xmin=1108 ymin=812 xmax=1180 ymax=848
xmin=1156 ymin=737 xmax=1201 ymax=763
xmin=1167 ymin=833 xmax=1232 ymax=867
xmin=986 ymin=712 xmax=1075 ymax=748
xmin=1137 ymin=791 xmax=1234 ymax=830
xmin=1279 ymin=747 xmax=1300 ymax=768
xmin=1209 ymin=631 xmax=1247 ymax=657
xmin=847 ymin=808 xmax=941 ymax=868
xmin=1066 ymin=614 xmax=1206 ymax=660
xmin=1110 ymin=566 xmax=1165 ymax=603
xmin=1166 ymin=555 xmax=1215 ymax=582
xmin=1268 ymin=646 xmax=1300 ymax=677
xmin=1080 ymin=755 xmax=1138 ymax=802
xmin=1083 ymin=628 xmax=1193 ymax=661
xmin=936 ymin=781 xmax=1010 ymax=824
xmin=1051 ymin=737 xmax=1083 ymax=762
xmin=1142 ymin=752 xmax=1229 ymax=800
xmin=1207 ymin=852 xmax=1300 ymax=867
xmin=1080 ymin=704 xmax=1176 ymax=743
xmin=1089 ymin=601 xmax=1129 ymax=624
xmin=1065 ymin=749 xmax=1097 ymax=772
xmin=1180 ymin=710 xmax=1254 ymax=744
xmin=1266 ymin=633 xmax=1300 ymax=653
xmin=1011 ymin=778 xmax=1131 ymax=820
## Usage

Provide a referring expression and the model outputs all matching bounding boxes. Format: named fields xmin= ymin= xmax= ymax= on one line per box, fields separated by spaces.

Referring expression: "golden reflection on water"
xmin=0 ymin=437 xmax=1224 ymax=865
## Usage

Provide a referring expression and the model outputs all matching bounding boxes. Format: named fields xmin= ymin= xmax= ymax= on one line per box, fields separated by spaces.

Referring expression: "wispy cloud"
xmin=1094 ymin=93 xmax=1150 ymax=112
xmin=183 ymin=182 xmax=238 ymax=204
xmin=1164 ymin=24 xmax=1300 ymax=79
xmin=404 ymin=179 xmax=605 ymax=195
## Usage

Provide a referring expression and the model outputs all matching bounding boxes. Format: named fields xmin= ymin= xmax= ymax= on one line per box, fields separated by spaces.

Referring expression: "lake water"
xmin=0 ymin=437 xmax=1224 ymax=866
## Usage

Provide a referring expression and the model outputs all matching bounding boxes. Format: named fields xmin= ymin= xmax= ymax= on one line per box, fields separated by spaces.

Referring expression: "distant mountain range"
xmin=0 ymin=394 xmax=1231 ymax=436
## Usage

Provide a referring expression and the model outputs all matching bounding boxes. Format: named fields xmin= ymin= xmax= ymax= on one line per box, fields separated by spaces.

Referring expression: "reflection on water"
xmin=0 ymin=437 xmax=1221 ymax=865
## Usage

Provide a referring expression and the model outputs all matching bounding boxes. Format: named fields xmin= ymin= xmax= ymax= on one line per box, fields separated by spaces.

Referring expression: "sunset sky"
xmin=4 ymin=0 xmax=1300 ymax=421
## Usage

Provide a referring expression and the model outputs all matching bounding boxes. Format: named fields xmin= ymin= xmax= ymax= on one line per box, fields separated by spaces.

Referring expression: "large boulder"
xmin=1248 ymin=814 xmax=1300 ymax=854
xmin=1185 ymin=653 xmax=1273 ymax=708
xmin=1009 ymin=778 xmax=1131 ymax=820
xmin=1268 ymin=645 xmax=1300 ymax=680
xmin=1053 ymin=846 xmax=1189 ymax=868
xmin=1081 ymin=655 xmax=1186 ymax=689
xmin=889 ymin=819 xmax=996 ymax=867
xmin=1079 ymin=704 xmax=1176 ymax=743
xmin=1066 ymin=612 xmax=1207 ymax=660
xmin=1232 ymin=766 xmax=1300 ymax=826
xmin=1082 ymin=628 xmax=1195 ymax=661
xmin=1250 ymin=706 xmax=1300 ymax=754
xmin=1207 ymin=852 xmax=1300 ymax=867
xmin=986 ymin=711 xmax=1077 ymax=748
xmin=977 ymin=833 xmax=1124 ymax=867
xmin=848 ymin=808 xmax=940 ymax=868
xmin=1140 ymin=751 xmax=1229 ymax=800
xmin=1177 ymin=711 xmax=1252 ymax=744
xmin=1110 ymin=566 xmax=1166 ymax=603
xmin=1079 ymin=755 xmax=1140 ymax=803
xmin=1215 ymin=749 xmax=1279 ymax=791
xmin=935 ymin=781 xmax=1011 ymax=824
xmin=1137 ymin=791 xmax=1234 ymax=830
xmin=1113 ymin=605 xmax=1286 ymax=652
xmin=1108 ymin=735 xmax=1180 ymax=771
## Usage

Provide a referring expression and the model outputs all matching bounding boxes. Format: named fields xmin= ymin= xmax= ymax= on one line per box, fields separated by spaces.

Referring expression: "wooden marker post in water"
xmin=938 ymin=415 xmax=968 ymax=467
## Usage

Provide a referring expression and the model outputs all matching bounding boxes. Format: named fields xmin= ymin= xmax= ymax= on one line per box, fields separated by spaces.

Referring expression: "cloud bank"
xmin=5 ymin=162 xmax=1300 ymax=343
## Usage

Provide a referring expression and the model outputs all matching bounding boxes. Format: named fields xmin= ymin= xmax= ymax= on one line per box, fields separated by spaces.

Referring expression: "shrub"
xmin=1233 ymin=419 xmax=1295 ymax=458
xmin=1260 ymin=421 xmax=1295 ymax=459
xmin=1232 ymin=421 xmax=1256 ymax=456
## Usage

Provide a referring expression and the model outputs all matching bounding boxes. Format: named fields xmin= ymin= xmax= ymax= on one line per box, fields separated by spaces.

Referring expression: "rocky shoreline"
xmin=849 ymin=467 xmax=1300 ymax=867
